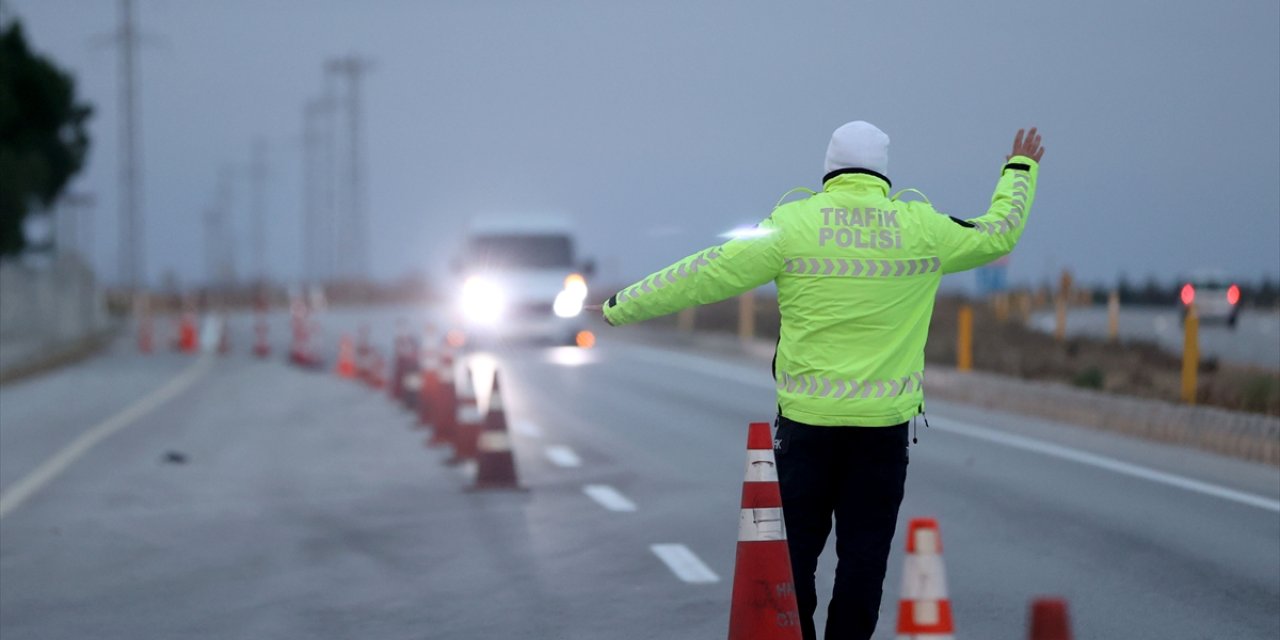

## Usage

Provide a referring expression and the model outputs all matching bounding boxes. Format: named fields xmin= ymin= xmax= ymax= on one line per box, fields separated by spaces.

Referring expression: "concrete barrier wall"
xmin=0 ymin=256 xmax=111 ymax=375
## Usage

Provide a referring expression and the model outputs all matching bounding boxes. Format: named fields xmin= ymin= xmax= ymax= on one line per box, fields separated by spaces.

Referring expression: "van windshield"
xmin=466 ymin=234 xmax=574 ymax=269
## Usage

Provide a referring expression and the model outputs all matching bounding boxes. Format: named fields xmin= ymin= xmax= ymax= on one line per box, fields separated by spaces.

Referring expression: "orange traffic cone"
xmin=445 ymin=363 xmax=481 ymax=465
xmin=425 ymin=352 xmax=455 ymax=447
xmin=471 ymin=371 xmax=521 ymax=490
xmin=727 ymin=422 xmax=803 ymax=640
xmin=177 ymin=313 xmax=198 ymax=353
xmin=896 ymin=518 xmax=955 ymax=640
xmin=1028 ymin=598 xmax=1072 ymax=640
xmin=417 ymin=340 xmax=441 ymax=428
xmin=253 ymin=314 xmax=270 ymax=358
xmin=335 ymin=335 xmax=357 ymax=378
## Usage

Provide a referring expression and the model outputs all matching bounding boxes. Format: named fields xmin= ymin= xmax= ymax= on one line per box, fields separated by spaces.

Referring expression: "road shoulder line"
xmin=0 ymin=357 xmax=214 ymax=520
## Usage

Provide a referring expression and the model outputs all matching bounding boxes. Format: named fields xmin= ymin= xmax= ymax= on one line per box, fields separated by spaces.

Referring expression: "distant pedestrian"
xmin=601 ymin=122 xmax=1044 ymax=639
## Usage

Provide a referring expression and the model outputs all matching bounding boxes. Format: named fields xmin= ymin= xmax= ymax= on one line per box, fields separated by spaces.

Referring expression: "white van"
xmin=452 ymin=216 xmax=594 ymax=345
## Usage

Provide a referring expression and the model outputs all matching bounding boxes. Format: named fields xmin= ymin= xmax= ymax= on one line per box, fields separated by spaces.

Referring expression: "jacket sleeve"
xmin=929 ymin=155 xmax=1039 ymax=274
xmin=603 ymin=217 xmax=785 ymax=327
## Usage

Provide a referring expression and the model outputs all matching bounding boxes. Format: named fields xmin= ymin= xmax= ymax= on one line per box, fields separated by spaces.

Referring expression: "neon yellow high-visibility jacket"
xmin=603 ymin=157 xmax=1039 ymax=427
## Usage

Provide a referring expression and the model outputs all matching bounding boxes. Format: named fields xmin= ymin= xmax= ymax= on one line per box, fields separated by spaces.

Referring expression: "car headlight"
xmin=553 ymin=289 xmax=584 ymax=318
xmin=461 ymin=276 xmax=506 ymax=325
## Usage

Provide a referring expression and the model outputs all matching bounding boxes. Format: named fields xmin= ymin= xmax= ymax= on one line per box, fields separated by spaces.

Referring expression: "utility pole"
xmin=250 ymin=138 xmax=268 ymax=284
xmin=302 ymin=98 xmax=325 ymax=284
xmin=116 ymin=0 xmax=144 ymax=290
xmin=326 ymin=55 xmax=373 ymax=281
xmin=204 ymin=168 xmax=235 ymax=287
xmin=319 ymin=81 xmax=338 ymax=282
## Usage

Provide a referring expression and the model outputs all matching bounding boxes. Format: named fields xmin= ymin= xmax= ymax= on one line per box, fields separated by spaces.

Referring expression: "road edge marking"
xmin=623 ymin=343 xmax=1280 ymax=513
xmin=0 ymin=357 xmax=214 ymax=520
xmin=936 ymin=419 xmax=1280 ymax=513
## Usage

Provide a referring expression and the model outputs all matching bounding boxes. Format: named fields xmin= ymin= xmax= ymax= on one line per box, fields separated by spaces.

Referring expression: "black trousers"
xmin=773 ymin=416 xmax=909 ymax=640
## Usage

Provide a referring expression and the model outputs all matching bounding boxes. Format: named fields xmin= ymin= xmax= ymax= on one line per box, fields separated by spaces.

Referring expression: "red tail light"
xmin=1227 ymin=284 xmax=1240 ymax=305
xmin=1180 ymin=283 xmax=1195 ymax=306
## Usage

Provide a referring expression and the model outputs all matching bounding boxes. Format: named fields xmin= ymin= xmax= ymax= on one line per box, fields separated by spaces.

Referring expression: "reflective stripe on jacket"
xmin=604 ymin=156 xmax=1040 ymax=426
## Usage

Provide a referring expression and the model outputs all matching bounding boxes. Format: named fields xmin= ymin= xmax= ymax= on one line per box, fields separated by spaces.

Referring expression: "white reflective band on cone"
xmin=913 ymin=601 xmax=940 ymax=625
xmin=900 ymin=556 xmax=948 ymax=599
xmin=913 ymin=528 xmax=939 ymax=554
xmin=744 ymin=450 xmax=779 ymax=482
xmin=457 ymin=404 xmax=482 ymax=424
xmin=478 ymin=431 xmax=511 ymax=452
xmin=738 ymin=507 xmax=786 ymax=542
xmin=489 ymin=394 xmax=503 ymax=412
xmin=404 ymin=373 xmax=423 ymax=391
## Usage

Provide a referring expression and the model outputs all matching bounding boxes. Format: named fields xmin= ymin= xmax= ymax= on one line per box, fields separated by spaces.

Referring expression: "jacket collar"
xmin=822 ymin=167 xmax=891 ymax=195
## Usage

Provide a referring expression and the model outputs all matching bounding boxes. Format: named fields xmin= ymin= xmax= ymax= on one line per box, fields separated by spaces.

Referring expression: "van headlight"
xmin=553 ymin=289 xmax=584 ymax=318
xmin=461 ymin=276 xmax=506 ymax=325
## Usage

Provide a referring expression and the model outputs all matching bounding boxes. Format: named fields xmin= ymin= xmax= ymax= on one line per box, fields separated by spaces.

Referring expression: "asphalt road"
xmin=1 ymin=308 xmax=1278 ymax=639
xmin=1029 ymin=305 xmax=1280 ymax=371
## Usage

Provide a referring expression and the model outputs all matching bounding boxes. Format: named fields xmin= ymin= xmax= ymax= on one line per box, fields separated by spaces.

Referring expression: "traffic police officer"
xmin=602 ymin=122 xmax=1044 ymax=640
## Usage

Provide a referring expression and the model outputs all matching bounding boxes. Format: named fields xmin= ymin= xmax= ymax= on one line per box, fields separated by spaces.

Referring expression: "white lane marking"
xmin=0 ymin=357 xmax=215 ymax=520
xmin=650 ymin=544 xmax=720 ymax=584
xmin=544 ymin=445 xmax=582 ymax=468
xmin=583 ymin=484 xmax=637 ymax=512
xmin=621 ymin=343 xmax=1280 ymax=513
xmin=936 ymin=419 xmax=1280 ymax=513
xmin=512 ymin=419 xmax=543 ymax=438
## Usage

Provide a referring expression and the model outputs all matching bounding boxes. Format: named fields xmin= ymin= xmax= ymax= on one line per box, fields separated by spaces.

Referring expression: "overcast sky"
xmin=7 ymin=0 xmax=1279 ymax=290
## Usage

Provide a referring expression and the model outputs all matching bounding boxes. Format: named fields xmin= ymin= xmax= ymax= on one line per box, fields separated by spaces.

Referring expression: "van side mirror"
xmin=581 ymin=258 xmax=597 ymax=278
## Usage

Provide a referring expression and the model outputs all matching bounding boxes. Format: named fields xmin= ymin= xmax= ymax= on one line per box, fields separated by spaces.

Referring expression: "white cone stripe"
xmin=489 ymin=394 xmax=504 ymax=411
xmin=744 ymin=450 xmax=779 ymax=482
xmin=403 ymin=373 xmax=423 ymax=390
xmin=650 ymin=544 xmax=720 ymax=584
xmin=478 ymin=432 xmax=510 ymax=452
xmin=900 ymin=555 xmax=949 ymax=599
xmin=738 ymin=507 xmax=786 ymax=542
xmin=914 ymin=600 xmax=940 ymax=625
xmin=544 ymin=445 xmax=582 ymax=468
xmin=583 ymin=484 xmax=637 ymax=512
xmin=913 ymin=528 xmax=940 ymax=554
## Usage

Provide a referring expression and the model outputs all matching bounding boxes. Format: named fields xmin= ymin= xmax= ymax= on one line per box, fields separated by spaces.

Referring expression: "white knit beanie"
xmin=824 ymin=121 xmax=890 ymax=176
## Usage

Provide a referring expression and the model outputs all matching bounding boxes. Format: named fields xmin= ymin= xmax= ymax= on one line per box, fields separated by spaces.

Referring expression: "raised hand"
xmin=1007 ymin=127 xmax=1045 ymax=162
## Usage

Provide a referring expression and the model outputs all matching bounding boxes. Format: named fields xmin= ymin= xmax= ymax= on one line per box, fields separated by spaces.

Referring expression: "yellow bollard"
xmin=677 ymin=307 xmax=696 ymax=333
xmin=1181 ymin=305 xmax=1199 ymax=405
xmin=957 ymin=304 xmax=973 ymax=372
xmin=738 ymin=289 xmax=756 ymax=342
xmin=1107 ymin=289 xmax=1120 ymax=343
